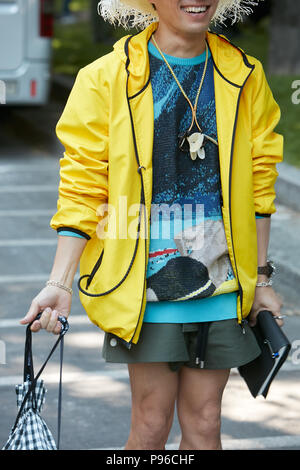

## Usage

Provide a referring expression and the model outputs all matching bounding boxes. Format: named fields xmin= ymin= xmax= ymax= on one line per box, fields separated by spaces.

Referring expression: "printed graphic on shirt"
xmin=146 ymin=47 xmax=235 ymax=302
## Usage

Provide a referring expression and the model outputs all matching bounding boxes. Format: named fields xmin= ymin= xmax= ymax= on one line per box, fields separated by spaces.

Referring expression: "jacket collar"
xmin=114 ymin=22 xmax=255 ymax=95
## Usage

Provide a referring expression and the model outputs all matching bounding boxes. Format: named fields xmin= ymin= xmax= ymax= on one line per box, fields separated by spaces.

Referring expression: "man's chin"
xmin=177 ymin=20 xmax=210 ymax=36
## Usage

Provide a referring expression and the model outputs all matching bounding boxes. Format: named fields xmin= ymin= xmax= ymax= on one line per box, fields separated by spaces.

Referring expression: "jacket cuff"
xmin=57 ymin=227 xmax=91 ymax=240
xmin=255 ymin=213 xmax=271 ymax=218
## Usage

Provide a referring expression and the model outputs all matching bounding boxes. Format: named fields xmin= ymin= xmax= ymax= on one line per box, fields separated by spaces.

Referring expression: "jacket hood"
xmin=113 ymin=22 xmax=255 ymax=94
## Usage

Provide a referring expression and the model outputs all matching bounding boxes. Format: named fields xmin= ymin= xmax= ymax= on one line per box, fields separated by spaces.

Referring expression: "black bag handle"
xmin=12 ymin=313 xmax=69 ymax=449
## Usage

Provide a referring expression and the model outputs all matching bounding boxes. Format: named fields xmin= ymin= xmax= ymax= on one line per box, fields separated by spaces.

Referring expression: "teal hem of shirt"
xmin=58 ymin=230 xmax=85 ymax=239
xmin=148 ymin=41 xmax=211 ymax=66
xmin=143 ymin=292 xmax=238 ymax=323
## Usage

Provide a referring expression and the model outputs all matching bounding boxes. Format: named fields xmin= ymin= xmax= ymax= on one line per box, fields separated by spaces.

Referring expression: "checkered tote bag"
xmin=3 ymin=314 xmax=69 ymax=450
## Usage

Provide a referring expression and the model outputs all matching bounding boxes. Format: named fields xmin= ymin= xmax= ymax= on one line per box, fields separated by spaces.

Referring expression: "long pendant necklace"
xmin=152 ymin=35 xmax=218 ymax=161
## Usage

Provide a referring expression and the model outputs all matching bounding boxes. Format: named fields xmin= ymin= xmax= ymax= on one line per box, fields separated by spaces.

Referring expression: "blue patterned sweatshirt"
xmin=145 ymin=41 xmax=238 ymax=306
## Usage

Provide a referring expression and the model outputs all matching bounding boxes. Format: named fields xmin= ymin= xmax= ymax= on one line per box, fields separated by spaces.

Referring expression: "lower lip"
xmin=181 ymin=6 xmax=210 ymax=18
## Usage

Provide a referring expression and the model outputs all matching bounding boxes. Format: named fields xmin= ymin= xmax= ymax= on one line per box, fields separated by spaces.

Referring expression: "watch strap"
xmin=257 ymin=261 xmax=274 ymax=278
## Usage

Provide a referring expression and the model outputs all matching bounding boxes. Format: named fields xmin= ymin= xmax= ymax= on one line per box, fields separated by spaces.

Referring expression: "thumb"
xmin=248 ymin=309 xmax=258 ymax=327
xmin=20 ymin=300 xmax=40 ymax=325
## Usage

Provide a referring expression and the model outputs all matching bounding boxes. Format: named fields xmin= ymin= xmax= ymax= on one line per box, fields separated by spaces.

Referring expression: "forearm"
xmin=49 ymin=235 xmax=87 ymax=288
xmin=256 ymin=217 xmax=271 ymax=281
xmin=249 ymin=216 xmax=283 ymax=325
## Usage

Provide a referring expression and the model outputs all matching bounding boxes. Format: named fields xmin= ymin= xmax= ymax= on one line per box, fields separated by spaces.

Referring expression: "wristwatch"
xmin=257 ymin=260 xmax=275 ymax=278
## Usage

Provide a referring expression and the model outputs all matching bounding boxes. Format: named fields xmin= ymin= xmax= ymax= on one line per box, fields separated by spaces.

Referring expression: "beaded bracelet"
xmin=46 ymin=280 xmax=73 ymax=295
xmin=256 ymin=279 xmax=273 ymax=287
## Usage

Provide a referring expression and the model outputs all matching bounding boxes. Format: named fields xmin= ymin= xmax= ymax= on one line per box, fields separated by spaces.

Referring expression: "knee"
xmin=197 ymin=404 xmax=221 ymax=437
xmin=131 ymin=405 xmax=173 ymax=449
xmin=180 ymin=401 xmax=222 ymax=438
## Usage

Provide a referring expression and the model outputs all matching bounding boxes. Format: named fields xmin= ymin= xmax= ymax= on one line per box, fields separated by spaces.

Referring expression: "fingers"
xmin=247 ymin=311 xmax=258 ymax=327
xmin=39 ymin=308 xmax=52 ymax=330
xmin=21 ymin=306 xmax=64 ymax=335
xmin=39 ymin=308 xmax=61 ymax=334
xmin=46 ymin=310 xmax=59 ymax=333
xmin=53 ymin=321 xmax=62 ymax=335
xmin=30 ymin=320 xmax=42 ymax=333
xmin=272 ymin=314 xmax=285 ymax=327
xmin=248 ymin=311 xmax=285 ymax=328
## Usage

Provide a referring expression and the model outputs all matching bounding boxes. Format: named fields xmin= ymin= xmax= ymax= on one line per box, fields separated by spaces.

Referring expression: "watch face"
xmin=267 ymin=264 xmax=273 ymax=276
xmin=268 ymin=261 xmax=275 ymax=276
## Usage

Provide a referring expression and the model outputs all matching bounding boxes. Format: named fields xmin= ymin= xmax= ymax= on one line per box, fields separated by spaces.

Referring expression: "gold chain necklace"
xmin=152 ymin=35 xmax=218 ymax=161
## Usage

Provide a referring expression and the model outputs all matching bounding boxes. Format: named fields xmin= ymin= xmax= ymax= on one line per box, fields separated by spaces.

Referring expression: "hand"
xmin=248 ymin=285 xmax=283 ymax=327
xmin=20 ymin=286 xmax=71 ymax=334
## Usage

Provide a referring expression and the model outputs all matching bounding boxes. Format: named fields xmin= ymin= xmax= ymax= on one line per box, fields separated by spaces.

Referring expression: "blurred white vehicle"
xmin=0 ymin=0 xmax=53 ymax=105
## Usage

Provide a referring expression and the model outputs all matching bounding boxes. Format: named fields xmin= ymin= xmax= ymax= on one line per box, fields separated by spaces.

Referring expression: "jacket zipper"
xmin=124 ymin=36 xmax=149 ymax=348
xmin=228 ymin=64 xmax=255 ymax=331
xmin=206 ymin=33 xmax=255 ymax=329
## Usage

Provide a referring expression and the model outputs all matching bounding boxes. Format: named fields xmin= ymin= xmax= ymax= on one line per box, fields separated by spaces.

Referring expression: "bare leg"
xmin=177 ymin=367 xmax=230 ymax=450
xmin=125 ymin=362 xmax=179 ymax=450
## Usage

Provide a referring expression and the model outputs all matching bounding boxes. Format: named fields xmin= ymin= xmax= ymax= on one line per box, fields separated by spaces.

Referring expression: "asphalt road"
xmin=0 ymin=95 xmax=300 ymax=451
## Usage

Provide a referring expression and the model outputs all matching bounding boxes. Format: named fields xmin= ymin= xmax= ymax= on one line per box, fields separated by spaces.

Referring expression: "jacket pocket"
xmin=85 ymin=248 xmax=104 ymax=289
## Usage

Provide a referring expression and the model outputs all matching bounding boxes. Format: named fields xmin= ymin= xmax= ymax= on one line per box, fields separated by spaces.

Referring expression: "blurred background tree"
xmin=90 ymin=0 xmax=115 ymax=43
xmin=269 ymin=0 xmax=300 ymax=74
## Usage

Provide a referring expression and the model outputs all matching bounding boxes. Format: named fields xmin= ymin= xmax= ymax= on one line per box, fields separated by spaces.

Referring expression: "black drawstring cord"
xmin=195 ymin=322 xmax=211 ymax=368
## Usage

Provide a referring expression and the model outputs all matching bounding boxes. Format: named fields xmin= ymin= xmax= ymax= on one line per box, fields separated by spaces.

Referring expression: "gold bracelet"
xmin=46 ymin=280 xmax=73 ymax=295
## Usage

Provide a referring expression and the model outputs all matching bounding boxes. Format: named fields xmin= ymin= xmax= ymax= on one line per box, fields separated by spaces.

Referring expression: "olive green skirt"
xmin=102 ymin=319 xmax=261 ymax=371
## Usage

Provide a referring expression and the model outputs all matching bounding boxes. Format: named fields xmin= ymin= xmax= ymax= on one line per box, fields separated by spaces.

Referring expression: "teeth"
xmin=183 ymin=6 xmax=208 ymax=13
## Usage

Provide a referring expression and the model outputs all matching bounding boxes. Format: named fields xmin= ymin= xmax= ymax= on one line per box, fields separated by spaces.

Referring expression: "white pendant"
xmin=197 ymin=147 xmax=205 ymax=159
xmin=186 ymin=132 xmax=205 ymax=160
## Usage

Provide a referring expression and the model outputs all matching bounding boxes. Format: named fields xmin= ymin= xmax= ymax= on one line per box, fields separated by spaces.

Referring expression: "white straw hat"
xmin=98 ymin=0 xmax=261 ymax=30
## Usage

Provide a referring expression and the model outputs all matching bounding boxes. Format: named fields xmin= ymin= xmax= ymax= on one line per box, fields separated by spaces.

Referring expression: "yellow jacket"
xmin=51 ymin=22 xmax=283 ymax=347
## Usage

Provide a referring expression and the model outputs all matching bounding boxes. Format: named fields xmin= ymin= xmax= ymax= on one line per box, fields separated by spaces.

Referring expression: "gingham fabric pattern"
xmin=3 ymin=380 xmax=57 ymax=450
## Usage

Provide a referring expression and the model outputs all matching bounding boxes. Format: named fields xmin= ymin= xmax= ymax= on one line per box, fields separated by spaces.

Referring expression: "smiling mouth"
xmin=180 ymin=4 xmax=210 ymax=14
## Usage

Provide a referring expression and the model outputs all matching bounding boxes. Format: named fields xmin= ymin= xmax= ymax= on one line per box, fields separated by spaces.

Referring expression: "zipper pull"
xmin=240 ymin=319 xmax=246 ymax=335
xmin=264 ymin=339 xmax=279 ymax=359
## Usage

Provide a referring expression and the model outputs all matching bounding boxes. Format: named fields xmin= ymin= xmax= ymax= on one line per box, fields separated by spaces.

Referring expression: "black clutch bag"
xmin=238 ymin=310 xmax=291 ymax=398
